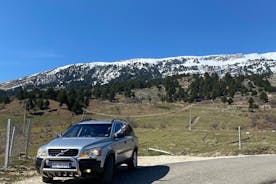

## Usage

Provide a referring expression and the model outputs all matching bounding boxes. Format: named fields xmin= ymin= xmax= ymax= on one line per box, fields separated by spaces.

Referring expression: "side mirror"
xmin=114 ymin=132 xmax=125 ymax=139
xmin=57 ymin=133 xmax=63 ymax=138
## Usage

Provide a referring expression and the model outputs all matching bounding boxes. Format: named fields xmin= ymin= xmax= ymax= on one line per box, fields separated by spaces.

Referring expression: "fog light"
xmin=84 ymin=169 xmax=91 ymax=173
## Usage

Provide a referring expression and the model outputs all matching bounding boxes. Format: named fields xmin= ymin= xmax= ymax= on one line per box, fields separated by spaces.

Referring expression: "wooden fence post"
xmin=23 ymin=101 xmax=27 ymax=135
xmin=9 ymin=126 xmax=16 ymax=157
xmin=4 ymin=119 xmax=11 ymax=169
xmin=238 ymin=126 xmax=242 ymax=150
xmin=25 ymin=119 xmax=32 ymax=159
xmin=189 ymin=108 xmax=192 ymax=131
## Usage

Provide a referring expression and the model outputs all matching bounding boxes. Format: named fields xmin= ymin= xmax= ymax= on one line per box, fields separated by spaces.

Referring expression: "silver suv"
xmin=35 ymin=119 xmax=138 ymax=184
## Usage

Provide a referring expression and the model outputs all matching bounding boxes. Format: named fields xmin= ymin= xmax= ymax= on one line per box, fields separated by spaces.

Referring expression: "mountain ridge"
xmin=1 ymin=52 xmax=276 ymax=91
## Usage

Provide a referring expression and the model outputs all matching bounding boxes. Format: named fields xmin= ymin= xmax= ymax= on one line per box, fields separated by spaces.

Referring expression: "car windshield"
xmin=63 ymin=124 xmax=112 ymax=138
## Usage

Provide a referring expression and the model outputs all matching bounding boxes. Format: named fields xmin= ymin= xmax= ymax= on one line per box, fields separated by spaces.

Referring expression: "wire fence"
xmin=11 ymin=122 xmax=27 ymax=160
xmin=0 ymin=118 xmax=32 ymax=169
xmin=0 ymin=124 xmax=5 ymax=169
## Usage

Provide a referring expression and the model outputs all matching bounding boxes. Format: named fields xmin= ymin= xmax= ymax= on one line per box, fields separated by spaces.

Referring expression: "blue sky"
xmin=0 ymin=0 xmax=276 ymax=82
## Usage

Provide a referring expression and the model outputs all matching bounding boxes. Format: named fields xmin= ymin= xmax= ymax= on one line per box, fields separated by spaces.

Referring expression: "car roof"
xmin=77 ymin=119 xmax=129 ymax=125
xmin=78 ymin=119 xmax=113 ymax=125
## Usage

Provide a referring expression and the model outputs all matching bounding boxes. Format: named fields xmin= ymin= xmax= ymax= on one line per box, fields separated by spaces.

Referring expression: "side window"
xmin=129 ymin=126 xmax=135 ymax=136
xmin=114 ymin=122 xmax=123 ymax=133
xmin=125 ymin=125 xmax=134 ymax=136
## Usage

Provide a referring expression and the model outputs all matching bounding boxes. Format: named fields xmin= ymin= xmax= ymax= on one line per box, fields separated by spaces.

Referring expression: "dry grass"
xmin=0 ymin=97 xmax=276 ymax=165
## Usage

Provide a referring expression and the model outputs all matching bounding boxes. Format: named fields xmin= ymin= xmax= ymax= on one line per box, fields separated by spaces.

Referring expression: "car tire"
xmin=42 ymin=176 xmax=53 ymax=183
xmin=102 ymin=155 xmax=114 ymax=184
xmin=128 ymin=150 xmax=138 ymax=170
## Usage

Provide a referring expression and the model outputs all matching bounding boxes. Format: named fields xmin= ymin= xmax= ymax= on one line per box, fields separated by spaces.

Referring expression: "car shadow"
xmin=113 ymin=165 xmax=170 ymax=183
xmin=52 ymin=165 xmax=170 ymax=184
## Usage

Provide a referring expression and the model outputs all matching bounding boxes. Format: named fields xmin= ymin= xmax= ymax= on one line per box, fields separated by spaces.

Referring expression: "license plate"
xmin=50 ymin=162 xmax=71 ymax=169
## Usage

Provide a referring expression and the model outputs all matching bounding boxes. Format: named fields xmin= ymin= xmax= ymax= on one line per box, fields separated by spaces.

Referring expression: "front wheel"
xmin=102 ymin=156 xmax=114 ymax=184
xmin=128 ymin=150 xmax=138 ymax=170
xmin=42 ymin=176 xmax=53 ymax=183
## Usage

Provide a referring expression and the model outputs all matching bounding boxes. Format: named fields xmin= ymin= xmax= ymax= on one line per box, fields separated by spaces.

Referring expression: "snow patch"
xmin=1 ymin=52 xmax=276 ymax=91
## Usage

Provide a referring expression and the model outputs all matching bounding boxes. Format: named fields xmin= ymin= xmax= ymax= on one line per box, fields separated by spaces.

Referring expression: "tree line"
xmin=0 ymin=95 xmax=10 ymax=104
xmin=0 ymin=72 xmax=274 ymax=114
xmin=16 ymin=88 xmax=91 ymax=114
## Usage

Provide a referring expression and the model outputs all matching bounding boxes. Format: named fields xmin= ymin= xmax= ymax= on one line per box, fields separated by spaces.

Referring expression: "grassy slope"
xmin=1 ymin=96 xmax=276 ymax=183
xmin=0 ymin=93 xmax=276 ymax=165
xmin=88 ymin=98 xmax=276 ymax=156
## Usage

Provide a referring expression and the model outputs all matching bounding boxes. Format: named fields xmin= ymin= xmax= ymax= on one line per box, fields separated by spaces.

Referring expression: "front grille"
xmin=48 ymin=149 xmax=78 ymax=157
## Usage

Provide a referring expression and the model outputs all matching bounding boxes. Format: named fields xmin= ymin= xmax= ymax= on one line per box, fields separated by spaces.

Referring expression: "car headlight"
xmin=37 ymin=146 xmax=47 ymax=158
xmin=80 ymin=148 xmax=102 ymax=158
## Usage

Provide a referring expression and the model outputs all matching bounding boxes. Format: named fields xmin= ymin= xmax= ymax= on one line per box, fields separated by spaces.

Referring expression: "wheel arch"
xmin=103 ymin=150 xmax=115 ymax=166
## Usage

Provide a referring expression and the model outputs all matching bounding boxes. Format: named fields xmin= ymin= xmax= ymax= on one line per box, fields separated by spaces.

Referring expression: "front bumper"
xmin=36 ymin=157 xmax=103 ymax=178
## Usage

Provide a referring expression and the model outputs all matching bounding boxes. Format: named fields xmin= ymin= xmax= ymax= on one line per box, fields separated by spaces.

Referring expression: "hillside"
xmin=2 ymin=72 xmax=273 ymax=116
xmin=1 ymin=94 xmax=276 ymax=160
xmin=1 ymin=64 xmax=276 ymax=183
xmin=1 ymin=52 xmax=276 ymax=90
xmin=1 ymin=79 xmax=276 ymax=183
xmin=1 ymin=72 xmax=276 ymax=154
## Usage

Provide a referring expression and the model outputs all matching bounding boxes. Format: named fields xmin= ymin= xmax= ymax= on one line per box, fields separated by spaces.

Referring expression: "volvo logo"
xmin=56 ymin=149 xmax=70 ymax=157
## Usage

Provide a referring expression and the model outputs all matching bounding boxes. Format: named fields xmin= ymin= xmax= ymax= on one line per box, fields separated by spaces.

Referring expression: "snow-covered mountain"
xmin=1 ymin=52 xmax=276 ymax=91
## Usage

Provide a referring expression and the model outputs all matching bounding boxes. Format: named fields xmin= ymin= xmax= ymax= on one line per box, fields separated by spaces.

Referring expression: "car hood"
xmin=46 ymin=137 xmax=111 ymax=149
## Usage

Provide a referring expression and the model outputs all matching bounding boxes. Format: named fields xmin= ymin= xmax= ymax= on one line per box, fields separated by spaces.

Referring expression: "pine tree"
xmin=37 ymin=98 xmax=44 ymax=110
xmin=248 ymin=81 xmax=254 ymax=89
xmin=221 ymin=96 xmax=227 ymax=104
xmin=251 ymin=90 xmax=257 ymax=96
xmin=44 ymin=99 xmax=50 ymax=109
xmin=227 ymin=97 xmax=233 ymax=105
xmin=248 ymin=97 xmax=255 ymax=112
xmin=45 ymin=88 xmax=56 ymax=99
xmin=16 ymin=89 xmax=26 ymax=100
xmin=260 ymin=91 xmax=268 ymax=103
xmin=124 ymin=88 xmax=132 ymax=98
xmin=57 ymin=90 xmax=67 ymax=107
xmin=26 ymin=99 xmax=35 ymax=111
xmin=2 ymin=96 xmax=10 ymax=104
xmin=71 ymin=101 xmax=82 ymax=114
xmin=177 ymin=87 xmax=187 ymax=101
xmin=108 ymin=90 xmax=115 ymax=102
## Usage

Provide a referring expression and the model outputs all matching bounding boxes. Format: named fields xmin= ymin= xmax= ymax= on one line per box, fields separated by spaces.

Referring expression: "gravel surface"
xmin=11 ymin=155 xmax=276 ymax=184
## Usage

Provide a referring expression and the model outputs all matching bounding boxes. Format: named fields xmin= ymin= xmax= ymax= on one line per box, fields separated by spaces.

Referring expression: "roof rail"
xmin=79 ymin=118 xmax=94 ymax=122
xmin=111 ymin=118 xmax=129 ymax=124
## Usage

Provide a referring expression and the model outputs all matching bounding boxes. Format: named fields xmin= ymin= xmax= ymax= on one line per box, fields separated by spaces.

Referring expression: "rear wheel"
xmin=42 ymin=176 xmax=53 ymax=183
xmin=102 ymin=156 xmax=114 ymax=184
xmin=128 ymin=150 xmax=138 ymax=170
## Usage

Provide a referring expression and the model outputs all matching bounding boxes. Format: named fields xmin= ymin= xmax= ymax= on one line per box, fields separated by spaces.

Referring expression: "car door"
xmin=112 ymin=122 xmax=128 ymax=164
xmin=122 ymin=124 xmax=136 ymax=159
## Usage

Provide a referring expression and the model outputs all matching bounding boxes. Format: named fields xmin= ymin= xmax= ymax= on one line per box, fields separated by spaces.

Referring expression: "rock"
xmin=19 ymin=165 xmax=28 ymax=171
xmin=8 ymin=168 xmax=17 ymax=172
